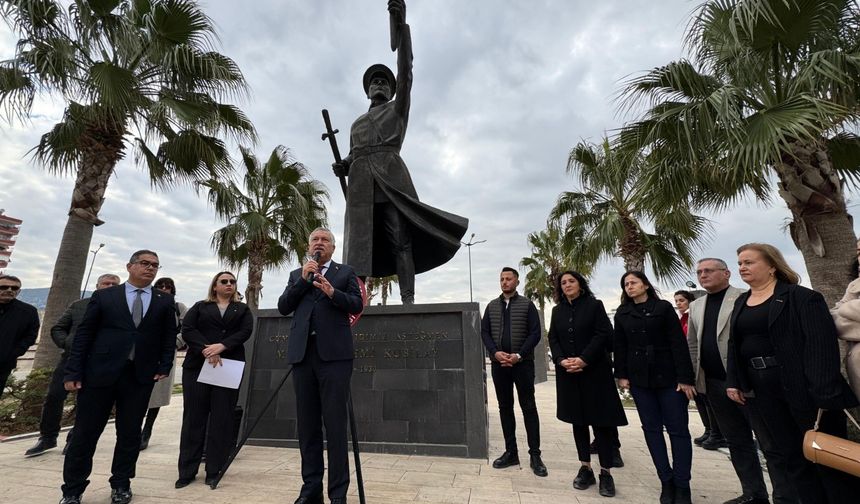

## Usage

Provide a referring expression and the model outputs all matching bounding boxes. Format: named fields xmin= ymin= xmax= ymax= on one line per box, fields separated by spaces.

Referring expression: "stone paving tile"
xmin=1 ymin=368 xmax=766 ymax=503
xmin=399 ymin=470 xmax=456 ymax=487
xmin=415 ymin=486 xmax=471 ymax=503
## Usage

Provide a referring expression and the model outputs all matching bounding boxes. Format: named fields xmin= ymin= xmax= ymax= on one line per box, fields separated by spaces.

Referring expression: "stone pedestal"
xmin=241 ymin=302 xmax=488 ymax=458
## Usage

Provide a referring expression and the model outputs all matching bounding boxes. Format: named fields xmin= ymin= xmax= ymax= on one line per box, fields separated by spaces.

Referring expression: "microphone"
xmin=306 ymin=251 xmax=322 ymax=283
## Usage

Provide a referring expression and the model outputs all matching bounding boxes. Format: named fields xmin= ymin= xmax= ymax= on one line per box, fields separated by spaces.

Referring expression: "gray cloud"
xmin=1 ymin=0 xmax=857 ymax=314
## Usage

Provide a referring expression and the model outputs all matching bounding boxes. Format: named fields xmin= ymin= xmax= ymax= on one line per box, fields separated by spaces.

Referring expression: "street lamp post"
xmin=462 ymin=233 xmax=486 ymax=303
xmin=81 ymin=243 xmax=105 ymax=299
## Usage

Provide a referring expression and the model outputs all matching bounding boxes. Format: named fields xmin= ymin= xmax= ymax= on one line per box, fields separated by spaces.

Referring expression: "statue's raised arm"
xmin=389 ymin=0 xmax=412 ymax=119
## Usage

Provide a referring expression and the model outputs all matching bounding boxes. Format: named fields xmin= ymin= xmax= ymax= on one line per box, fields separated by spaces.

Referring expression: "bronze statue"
xmin=332 ymin=0 xmax=468 ymax=304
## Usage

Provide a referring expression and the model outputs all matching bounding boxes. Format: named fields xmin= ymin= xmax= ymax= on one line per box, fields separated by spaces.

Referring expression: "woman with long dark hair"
xmin=549 ymin=271 xmax=627 ymax=497
xmin=726 ymin=243 xmax=859 ymax=502
xmin=176 ymin=271 xmax=253 ymax=488
xmin=614 ymin=271 xmax=696 ymax=504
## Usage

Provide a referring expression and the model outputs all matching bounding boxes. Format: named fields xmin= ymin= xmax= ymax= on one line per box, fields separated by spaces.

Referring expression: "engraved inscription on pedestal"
xmin=242 ymin=303 xmax=488 ymax=458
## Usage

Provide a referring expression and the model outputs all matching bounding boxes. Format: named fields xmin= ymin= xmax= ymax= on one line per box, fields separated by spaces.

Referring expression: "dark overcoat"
xmin=613 ymin=298 xmax=695 ymax=388
xmin=341 ymin=24 xmax=467 ymax=277
xmin=549 ymin=295 xmax=628 ymax=427
xmin=726 ymin=281 xmax=858 ymax=410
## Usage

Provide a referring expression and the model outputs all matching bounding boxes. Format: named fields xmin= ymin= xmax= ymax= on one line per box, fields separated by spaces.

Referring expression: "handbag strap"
xmin=845 ymin=409 xmax=860 ymax=431
xmin=814 ymin=408 xmax=860 ymax=431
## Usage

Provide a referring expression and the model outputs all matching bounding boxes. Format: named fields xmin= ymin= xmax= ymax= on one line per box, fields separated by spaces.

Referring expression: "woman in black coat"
xmin=726 ymin=243 xmax=859 ymax=503
xmin=614 ymin=270 xmax=696 ymax=504
xmin=549 ymin=271 xmax=627 ymax=498
xmin=176 ymin=271 xmax=254 ymax=489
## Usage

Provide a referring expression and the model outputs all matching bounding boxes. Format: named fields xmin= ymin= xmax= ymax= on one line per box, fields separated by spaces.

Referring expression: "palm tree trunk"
xmin=776 ymin=141 xmax=856 ymax=306
xmin=620 ymin=224 xmax=646 ymax=272
xmin=31 ymin=214 xmax=94 ymax=370
xmin=245 ymin=241 xmax=266 ymax=310
xmin=32 ymin=136 xmax=121 ymax=370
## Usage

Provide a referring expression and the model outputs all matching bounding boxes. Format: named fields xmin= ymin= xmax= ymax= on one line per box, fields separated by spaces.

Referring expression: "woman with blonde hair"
xmin=726 ymin=243 xmax=859 ymax=502
xmin=176 ymin=272 xmax=253 ymax=489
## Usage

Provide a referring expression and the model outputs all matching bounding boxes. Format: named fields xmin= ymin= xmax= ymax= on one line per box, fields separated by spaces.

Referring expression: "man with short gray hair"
xmin=25 ymin=273 xmax=121 ymax=457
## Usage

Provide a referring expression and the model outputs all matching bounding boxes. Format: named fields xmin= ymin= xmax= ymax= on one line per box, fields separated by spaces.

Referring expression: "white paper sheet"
xmin=197 ymin=358 xmax=245 ymax=389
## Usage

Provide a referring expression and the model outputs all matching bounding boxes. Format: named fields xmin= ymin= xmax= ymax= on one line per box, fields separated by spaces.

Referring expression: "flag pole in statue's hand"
xmin=321 ymin=109 xmax=348 ymax=197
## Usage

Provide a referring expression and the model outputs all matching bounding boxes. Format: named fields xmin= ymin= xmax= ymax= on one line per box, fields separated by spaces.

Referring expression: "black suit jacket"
xmin=50 ymin=297 xmax=91 ymax=355
xmin=64 ymin=284 xmax=177 ymax=387
xmin=277 ymin=261 xmax=363 ymax=364
xmin=0 ymin=298 xmax=39 ymax=364
xmin=726 ymin=281 xmax=858 ymax=410
xmin=613 ymin=298 xmax=695 ymax=388
xmin=181 ymin=300 xmax=254 ymax=371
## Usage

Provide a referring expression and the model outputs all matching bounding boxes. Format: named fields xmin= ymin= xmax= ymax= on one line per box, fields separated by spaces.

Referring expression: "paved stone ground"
xmin=1 ymin=370 xmax=762 ymax=503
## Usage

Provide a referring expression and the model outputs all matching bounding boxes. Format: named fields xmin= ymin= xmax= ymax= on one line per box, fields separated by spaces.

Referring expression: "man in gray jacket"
xmin=24 ymin=273 xmax=120 ymax=457
xmin=687 ymin=258 xmax=797 ymax=504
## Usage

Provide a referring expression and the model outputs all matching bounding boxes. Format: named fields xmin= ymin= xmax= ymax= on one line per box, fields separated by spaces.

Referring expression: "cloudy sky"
xmin=1 ymin=0 xmax=858 ymax=313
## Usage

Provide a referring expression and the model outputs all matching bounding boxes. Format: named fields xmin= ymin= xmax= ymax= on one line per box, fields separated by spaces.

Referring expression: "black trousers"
xmin=705 ymin=378 xmax=772 ymax=500
xmin=573 ymin=425 xmax=618 ymax=468
xmin=491 ymin=359 xmax=541 ymax=456
xmin=62 ymin=362 xmax=154 ymax=496
xmin=0 ymin=359 xmax=14 ymax=400
xmin=746 ymin=367 xmax=860 ymax=504
xmin=177 ymin=367 xmax=239 ymax=479
xmin=293 ymin=335 xmax=352 ymax=500
xmin=39 ymin=356 xmax=71 ymax=439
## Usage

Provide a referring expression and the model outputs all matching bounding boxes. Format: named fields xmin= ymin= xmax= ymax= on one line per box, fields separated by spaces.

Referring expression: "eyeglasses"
xmin=696 ymin=268 xmax=727 ymax=276
xmin=133 ymin=260 xmax=161 ymax=270
xmin=0 ymin=285 xmax=21 ymax=291
xmin=219 ymin=279 xmax=237 ymax=285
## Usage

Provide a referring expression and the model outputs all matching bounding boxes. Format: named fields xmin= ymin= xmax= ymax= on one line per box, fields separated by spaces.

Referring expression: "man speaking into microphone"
xmin=278 ymin=227 xmax=363 ymax=504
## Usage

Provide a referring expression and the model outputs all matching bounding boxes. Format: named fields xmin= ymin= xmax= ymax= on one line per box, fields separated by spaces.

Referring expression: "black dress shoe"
xmin=491 ymin=451 xmax=520 ymax=469
xmin=702 ymin=433 xmax=728 ymax=450
xmin=529 ymin=454 xmax=548 ymax=477
xmin=599 ymin=471 xmax=616 ymax=497
xmin=660 ymin=480 xmax=675 ymax=504
xmin=205 ymin=475 xmax=217 ymax=487
xmin=573 ymin=465 xmax=596 ymax=490
xmin=110 ymin=487 xmax=133 ymax=504
xmin=174 ymin=477 xmax=195 ymax=489
xmin=25 ymin=437 xmax=57 ymax=457
xmin=292 ymin=495 xmax=324 ymax=504
xmin=139 ymin=431 xmax=151 ymax=451
xmin=674 ymin=486 xmax=692 ymax=504
xmin=59 ymin=495 xmax=82 ymax=504
xmin=610 ymin=448 xmax=624 ymax=468
xmin=693 ymin=430 xmax=710 ymax=446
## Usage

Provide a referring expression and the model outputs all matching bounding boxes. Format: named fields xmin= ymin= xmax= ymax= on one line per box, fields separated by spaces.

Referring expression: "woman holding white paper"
xmin=176 ymin=271 xmax=254 ymax=489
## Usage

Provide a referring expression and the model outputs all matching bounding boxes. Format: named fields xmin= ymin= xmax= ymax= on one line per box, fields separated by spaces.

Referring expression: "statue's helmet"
xmin=363 ymin=64 xmax=396 ymax=97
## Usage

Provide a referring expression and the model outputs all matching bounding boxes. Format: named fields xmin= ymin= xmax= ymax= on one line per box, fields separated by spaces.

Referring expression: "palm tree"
xmin=618 ymin=0 xmax=860 ymax=304
xmin=365 ymin=275 xmax=398 ymax=306
xmin=519 ymin=225 xmax=591 ymax=315
xmin=0 ymin=0 xmax=255 ymax=368
xmin=549 ymin=138 xmax=710 ymax=282
xmin=204 ymin=146 xmax=329 ymax=310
